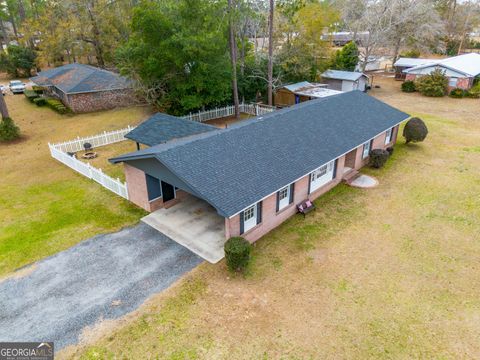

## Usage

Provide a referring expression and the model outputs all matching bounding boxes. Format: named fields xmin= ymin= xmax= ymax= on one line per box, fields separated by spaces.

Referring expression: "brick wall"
xmin=405 ymin=74 xmax=416 ymax=82
xmin=456 ymin=77 xmax=472 ymax=90
xmin=65 ymin=88 xmax=137 ymax=113
xmin=225 ymin=125 xmax=400 ymax=243
xmin=125 ymin=164 xmax=164 ymax=212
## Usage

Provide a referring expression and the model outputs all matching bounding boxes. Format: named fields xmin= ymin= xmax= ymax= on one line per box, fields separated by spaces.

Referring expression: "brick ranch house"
xmin=111 ymin=91 xmax=409 ymax=245
xmin=30 ymin=63 xmax=136 ymax=113
xmin=401 ymin=53 xmax=480 ymax=90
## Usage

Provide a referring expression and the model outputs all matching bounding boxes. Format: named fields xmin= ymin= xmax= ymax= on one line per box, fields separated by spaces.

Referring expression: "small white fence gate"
xmin=48 ymin=126 xmax=134 ymax=200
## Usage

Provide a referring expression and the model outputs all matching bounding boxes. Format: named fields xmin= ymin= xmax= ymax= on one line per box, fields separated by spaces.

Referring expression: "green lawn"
xmin=65 ymin=81 xmax=480 ymax=359
xmin=0 ymin=95 xmax=151 ymax=276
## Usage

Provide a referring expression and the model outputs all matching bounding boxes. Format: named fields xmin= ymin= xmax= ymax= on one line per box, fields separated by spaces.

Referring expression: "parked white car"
xmin=9 ymin=80 xmax=26 ymax=94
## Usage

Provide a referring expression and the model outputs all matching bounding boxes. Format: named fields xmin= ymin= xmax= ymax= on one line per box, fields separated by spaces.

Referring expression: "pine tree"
xmin=0 ymin=117 xmax=20 ymax=141
xmin=331 ymin=41 xmax=359 ymax=71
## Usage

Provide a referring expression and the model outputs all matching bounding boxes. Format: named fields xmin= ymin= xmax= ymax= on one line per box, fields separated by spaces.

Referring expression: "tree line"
xmin=0 ymin=0 xmax=478 ymax=115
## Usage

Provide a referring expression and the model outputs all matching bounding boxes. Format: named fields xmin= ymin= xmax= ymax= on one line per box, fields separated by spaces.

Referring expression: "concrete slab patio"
xmin=0 ymin=223 xmax=202 ymax=351
xmin=142 ymin=196 xmax=226 ymax=263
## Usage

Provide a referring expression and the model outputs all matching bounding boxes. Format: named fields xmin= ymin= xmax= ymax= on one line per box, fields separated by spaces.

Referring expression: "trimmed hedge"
xmin=401 ymin=80 xmax=416 ymax=93
xmin=468 ymin=83 xmax=480 ymax=99
xmin=46 ymin=98 xmax=68 ymax=114
xmin=24 ymin=90 xmax=39 ymax=102
xmin=403 ymin=117 xmax=428 ymax=143
xmin=224 ymin=237 xmax=252 ymax=272
xmin=32 ymin=85 xmax=45 ymax=94
xmin=369 ymin=149 xmax=390 ymax=168
xmin=449 ymin=88 xmax=469 ymax=98
xmin=33 ymin=97 xmax=47 ymax=106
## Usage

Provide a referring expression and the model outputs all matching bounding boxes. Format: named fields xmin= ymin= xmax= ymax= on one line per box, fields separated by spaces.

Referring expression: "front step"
xmin=343 ymin=169 xmax=360 ymax=184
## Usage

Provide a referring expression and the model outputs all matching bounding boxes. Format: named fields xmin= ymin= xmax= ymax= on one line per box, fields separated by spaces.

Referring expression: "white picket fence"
xmin=48 ymin=127 xmax=133 ymax=199
xmin=47 ymin=104 xmax=275 ymax=200
xmin=182 ymin=103 xmax=275 ymax=122
xmin=51 ymin=126 xmax=136 ymax=153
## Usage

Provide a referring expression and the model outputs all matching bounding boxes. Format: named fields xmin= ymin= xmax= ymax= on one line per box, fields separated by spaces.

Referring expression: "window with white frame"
xmin=362 ymin=140 xmax=371 ymax=159
xmin=310 ymin=160 xmax=335 ymax=193
xmin=243 ymin=204 xmax=257 ymax=232
xmin=278 ymin=186 xmax=290 ymax=211
xmin=385 ymin=128 xmax=393 ymax=144
xmin=449 ymin=77 xmax=458 ymax=87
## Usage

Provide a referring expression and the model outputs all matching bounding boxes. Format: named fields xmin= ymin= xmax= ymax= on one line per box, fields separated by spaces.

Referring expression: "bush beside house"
xmin=403 ymin=117 xmax=428 ymax=143
xmin=369 ymin=149 xmax=390 ymax=168
xmin=224 ymin=237 xmax=252 ymax=272
xmin=46 ymin=98 xmax=68 ymax=114
xmin=24 ymin=90 xmax=39 ymax=102
xmin=401 ymin=80 xmax=416 ymax=93
xmin=414 ymin=69 xmax=448 ymax=97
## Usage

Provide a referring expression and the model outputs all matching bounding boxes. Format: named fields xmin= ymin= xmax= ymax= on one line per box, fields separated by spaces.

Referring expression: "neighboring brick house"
xmin=401 ymin=53 xmax=480 ymax=91
xmin=30 ymin=63 xmax=136 ymax=113
xmin=111 ymin=91 xmax=409 ymax=246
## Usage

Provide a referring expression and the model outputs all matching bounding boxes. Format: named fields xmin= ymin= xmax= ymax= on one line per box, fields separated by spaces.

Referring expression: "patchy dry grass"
xmin=64 ymin=77 xmax=480 ymax=359
xmin=0 ymin=94 xmax=152 ymax=276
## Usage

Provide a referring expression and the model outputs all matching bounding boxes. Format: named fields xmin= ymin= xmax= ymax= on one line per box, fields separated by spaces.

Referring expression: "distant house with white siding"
xmin=402 ymin=53 xmax=480 ymax=90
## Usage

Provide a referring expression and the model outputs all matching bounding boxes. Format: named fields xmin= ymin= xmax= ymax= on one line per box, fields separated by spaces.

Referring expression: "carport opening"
xmin=141 ymin=193 xmax=226 ymax=263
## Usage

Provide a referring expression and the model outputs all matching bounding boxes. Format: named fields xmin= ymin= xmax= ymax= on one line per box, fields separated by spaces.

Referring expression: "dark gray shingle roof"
xmin=125 ymin=113 xmax=218 ymax=146
xmin=112 ymin=91 xmax=409 ymax=217
xmin=30 ymin=63 xmax=131 ymax=94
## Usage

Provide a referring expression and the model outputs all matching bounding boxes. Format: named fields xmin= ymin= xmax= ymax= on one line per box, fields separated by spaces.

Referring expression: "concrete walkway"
xmin=142 ymin=196 xmax=226 ymax=263
xmin=350 ymin=174 xmax=379 ymax=188
xmin=0 ymin=223 xmax=202 ymax=351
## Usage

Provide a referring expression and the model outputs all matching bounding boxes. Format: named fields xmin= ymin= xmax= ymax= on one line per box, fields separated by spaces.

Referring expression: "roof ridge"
xmin=113 ymin=91 xmax=357 ymax=160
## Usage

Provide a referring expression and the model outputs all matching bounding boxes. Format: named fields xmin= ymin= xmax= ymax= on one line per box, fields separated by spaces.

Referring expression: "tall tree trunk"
xmin=0 ymin=20 xmax=8 ymax=50
xmin=267 ymin=0 xmax=274 ymax=106
xmin=86 ymin=2 xmax=105 ymax=67
xmin=240 ymin=23 xmax=246 ymax=103
xmin=0 ymin=93 xmax=10 ymax=119
xmin=10 ymin=15 xmax=19 ymax=41
xmin=228 ymin=0 xmax=240 ymax=119
xmin=392 ymin=37 xmax=402 ymax=65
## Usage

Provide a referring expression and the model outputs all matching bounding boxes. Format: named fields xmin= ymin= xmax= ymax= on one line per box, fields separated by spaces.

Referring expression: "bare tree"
xmin=228 ymin=0 xmax=240 ymax=119
xmin=267 ymin=0 xmax=274 ymax=105
xmin=340 ymin=0 xmax=445 ymax=70
xmin=386 ymin=0 xmax=444 ymax=63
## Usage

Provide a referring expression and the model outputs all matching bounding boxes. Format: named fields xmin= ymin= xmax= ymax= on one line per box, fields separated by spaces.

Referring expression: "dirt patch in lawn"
xmin=65 ymin=77 xmax=480 ymax=359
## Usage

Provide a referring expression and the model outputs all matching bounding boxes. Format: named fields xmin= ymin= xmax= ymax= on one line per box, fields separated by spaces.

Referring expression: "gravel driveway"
xmin=0 ymin=223 xmax=202 ymax=350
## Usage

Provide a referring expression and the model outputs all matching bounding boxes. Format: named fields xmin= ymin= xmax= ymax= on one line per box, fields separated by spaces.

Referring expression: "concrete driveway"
xmin=141 ymin=196 xmax=226 ymax=263
xmin=0 ymin=223 xmax=202 ymax=351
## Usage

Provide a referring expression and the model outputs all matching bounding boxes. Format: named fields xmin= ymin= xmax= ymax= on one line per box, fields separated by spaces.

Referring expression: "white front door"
xmin=243 ymin=204 xmax=257 ymax=232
